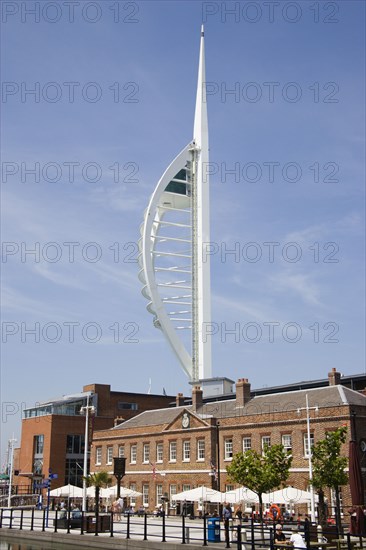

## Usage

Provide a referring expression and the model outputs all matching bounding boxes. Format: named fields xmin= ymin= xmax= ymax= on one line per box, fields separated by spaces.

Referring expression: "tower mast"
xmin=192 ymin=25 xmax=212 ymax=381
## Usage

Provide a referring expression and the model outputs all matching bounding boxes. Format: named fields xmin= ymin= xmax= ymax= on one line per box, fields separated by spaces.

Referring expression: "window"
xmin=130 ymin=483 xmax=137 ymax=506
xmin=118 ymin=402 xmax=138 ymax=410
xmin=66 ymin=435 xmax=84 ymax=455
xmin=224 ymin=438 xmax=233 ymax=460
xmin=304 ymin=433 xmax=314 ymax=457
xmin=143 ymin=443 xmax=150 ymax=463
xmin=197 ymin=439 xmax=205 ymax=461
xmin=169 ymin=441 xmax=177 ymax=462
xmin=34 ymin=435 xmax=44 ymax=455
xmin=107 ymin=446 xmax=113 ymax=465
xmin=130 ymin=444 xmax=137 ymax=464
xmin=95 ymin=447 xmax=102 ymax=465
xmin=242 ymin=437 xmax=252 ymax=452
xmin=182 ymin=484 xmax=191 ymax=492
xmin=170 ymin=484 xmax=177 ymax=506
xmin=118 ymin=445 xmax=125 ymax=458
xmin=226 ymin=484 xmax=234 ymax=492
xmin=282 ymin=434 xmax=292 ymax=452
xmin=261 ymin=436 xmax=271 ymax=454
xmin=65 ymin=458 xmax=83 ymax=486
xmin=143 ymin=484 xmax=149 ymax=507
xmin=156 ymin=443 xmax=163 ymax=463
xmin=156 ymin=484 xmax=163 ymax=506
xmin=183 ymin=441 xmax=190 ymax=461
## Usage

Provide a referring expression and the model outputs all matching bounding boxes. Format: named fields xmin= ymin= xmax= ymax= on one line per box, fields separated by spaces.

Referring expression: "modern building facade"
xmin=91 ymin=369 xmax=366 ymax=515
xmin=14 ymin=384 xmax=180 ymax=493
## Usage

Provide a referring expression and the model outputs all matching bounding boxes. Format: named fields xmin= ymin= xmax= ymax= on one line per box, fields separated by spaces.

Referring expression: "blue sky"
xmin=1 ymin=1 xmax=365 ymax=465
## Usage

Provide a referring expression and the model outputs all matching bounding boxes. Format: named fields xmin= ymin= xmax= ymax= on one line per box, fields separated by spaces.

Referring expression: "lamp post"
xmin=216 ymin=422 xmax=220 ymax=492
xmin=80 ymin=394 xmax=95 ymax=512
xmin=297 ymin=394 xmax=318 ymax=523
xmin=113 ymin=457 xmax=126 ymax=499
xmin=7 ymin=435 xmax=17 ymax=508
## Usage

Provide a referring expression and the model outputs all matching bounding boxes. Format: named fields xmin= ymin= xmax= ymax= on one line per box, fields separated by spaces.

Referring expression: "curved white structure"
xmin=139 ymin=27 xmax=212 ymax=382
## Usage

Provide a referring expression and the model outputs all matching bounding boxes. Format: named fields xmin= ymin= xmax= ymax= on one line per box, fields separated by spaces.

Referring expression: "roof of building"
xmin=111 ymin=385 xmax=366 ymax=431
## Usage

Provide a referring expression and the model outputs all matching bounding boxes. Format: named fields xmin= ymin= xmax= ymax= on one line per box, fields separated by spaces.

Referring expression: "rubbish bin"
xmin=207 ymin=517 xmax=221 ymax=542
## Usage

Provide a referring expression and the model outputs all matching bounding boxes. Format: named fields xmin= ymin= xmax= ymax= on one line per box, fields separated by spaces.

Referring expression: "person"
xmin=289 ymin=527 xmax=306 ymax=549
xmin=234 ymin=504 xmax=243 ymax=540
xmin=222 ymin=503 xmax=232 ymax=548
xmin=112 ymin=499 xmax=121 ymax=521
xmin=274 ymin=524 xmax=288 ymax=546
xmin=235 ymin=505 xmax=243 ymax=524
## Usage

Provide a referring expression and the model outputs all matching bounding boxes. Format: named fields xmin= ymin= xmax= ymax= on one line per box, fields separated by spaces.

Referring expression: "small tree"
xmin=311 ymin=427 xmax=348 ymax=531
xmin=85 ymin=471 xmax=112 ymax=530
xmin=227 ymin=444 xmax=292 ymax=523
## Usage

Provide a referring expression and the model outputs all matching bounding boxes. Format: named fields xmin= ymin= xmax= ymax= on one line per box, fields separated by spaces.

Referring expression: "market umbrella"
xmin=348 ymin=440 xmax=365 ymax=535
xmin=174 ymin=486 xmax=225 ymax=503
xmin=50 ymin=484 xmax=83 ymax=498
xmin=224 ymin=487 xmax=260 ymax=504
xmin=265 ymin=487 xmax=315 ymax=504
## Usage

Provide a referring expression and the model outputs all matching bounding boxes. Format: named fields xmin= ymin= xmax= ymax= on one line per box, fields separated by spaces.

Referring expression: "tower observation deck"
xmin=138 ymin=27 xmax=212 ymax=383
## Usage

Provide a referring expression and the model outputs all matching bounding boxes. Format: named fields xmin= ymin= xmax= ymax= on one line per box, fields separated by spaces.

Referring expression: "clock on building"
xmin=182 ymin=412 xmax=190 ymax=429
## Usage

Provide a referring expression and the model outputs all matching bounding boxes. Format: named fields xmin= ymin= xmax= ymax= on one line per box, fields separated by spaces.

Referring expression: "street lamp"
xmin=7 ymin=435 xmax=17 ymax=508
xmin=80 ymin=393 xmax=95 ymax=512
xmin=297 ymin=394 xmax=318 ymax=523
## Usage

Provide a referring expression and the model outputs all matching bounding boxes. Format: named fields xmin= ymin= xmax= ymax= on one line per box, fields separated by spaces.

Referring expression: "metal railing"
xmin=0 ymin=509 xmax=363 ymax=550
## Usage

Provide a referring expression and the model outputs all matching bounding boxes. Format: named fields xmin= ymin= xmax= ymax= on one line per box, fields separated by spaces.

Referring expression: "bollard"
xmin=80 ymin=511 xmax=84 ymax=535
xmin=237 ymin=525 xmax=242 ymax=550
xmin=20 ymin=509 xmax=24 ymax=530
xmin=67 ymin=508 xmax=71 ymax=534
xmin=54 ymin=510 xmax=58 ymax=533
xmin=182 ymin=514 xmax=186 ymax=544
xmin=30 ymin=508 xmax=34 ymax=531
xmin=0 ymin=508 xmax=3 ymax=528
xmin=346 ymin=532 xmax=352 ymax=550
xmin=110 ymin=511 xmax=114 ymax=537
xmin=162 ymin=511 xmax=166 ymax=542
xmin=42 ymin=508 xmax=46 ymax=532
xmin=203 ymin=515 xmax=207 ymax=546
xmin=126 ymin=511 xmax=130 ymax=539
xmin=143 ymin=512 xmax=148 ymax=540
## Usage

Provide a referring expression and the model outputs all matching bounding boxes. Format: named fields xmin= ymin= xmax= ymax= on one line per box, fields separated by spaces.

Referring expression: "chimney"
xmin=176 ymin=393 xmax=185 ymax=407
xmin=328 ymin=368 xmax=341 ymax=386
xmin=236 ymin=378 xmax=251 ymax=408
xmin=192 ymin=386 xmax=203 ymax=412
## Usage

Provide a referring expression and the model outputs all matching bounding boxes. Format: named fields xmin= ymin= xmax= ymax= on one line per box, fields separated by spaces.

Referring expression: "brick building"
xmin=15 ymin=383 xmax=180 ymax=492
xmin=91 ymin=370 xmax=366 ymax=515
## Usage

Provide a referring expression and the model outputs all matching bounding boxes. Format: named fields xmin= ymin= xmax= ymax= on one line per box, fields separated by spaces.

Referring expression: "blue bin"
xmin=207 ymin=517 xmax=221 ymax=542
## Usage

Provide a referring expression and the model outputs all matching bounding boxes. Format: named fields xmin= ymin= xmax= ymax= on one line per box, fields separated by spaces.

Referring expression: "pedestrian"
xmin=290 ymin=527 xmax=306 ymax=549
xmin=222 ymin=502 xmax=232 ymax=548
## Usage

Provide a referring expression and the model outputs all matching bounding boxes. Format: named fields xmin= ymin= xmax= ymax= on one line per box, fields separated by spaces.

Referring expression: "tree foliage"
xmin=311 ymin=426 xmax=348 ymax=490
xmin=311 ymin=426 xmax=348 ymax=530
xmin=226 ymin=444 xmax=292 ymax=521
xmin=85 ymin=471 xmax=112 ymax=524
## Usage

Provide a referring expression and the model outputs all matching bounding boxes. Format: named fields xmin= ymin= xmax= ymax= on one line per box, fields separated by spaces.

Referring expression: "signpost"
xmin=46 ymin=470 xmax=58 ymax=527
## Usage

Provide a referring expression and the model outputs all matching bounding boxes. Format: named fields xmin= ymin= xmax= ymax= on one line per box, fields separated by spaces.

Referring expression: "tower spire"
xmin=192 ymin=25 xmax=212 ymax=381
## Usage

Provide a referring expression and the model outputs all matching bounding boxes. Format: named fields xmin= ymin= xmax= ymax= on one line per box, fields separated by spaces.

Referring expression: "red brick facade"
xmin=91 ymin=376 xmax=366 ymax=516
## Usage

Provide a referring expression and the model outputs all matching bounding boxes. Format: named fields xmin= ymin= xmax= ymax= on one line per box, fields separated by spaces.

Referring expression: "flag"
xmin=150 ymin=462 xmax=156 ymax=480
xmin=163 ymin=387 xmax=167 ymax=396
xmin=210 ymin=460 xmax=218 ymax=481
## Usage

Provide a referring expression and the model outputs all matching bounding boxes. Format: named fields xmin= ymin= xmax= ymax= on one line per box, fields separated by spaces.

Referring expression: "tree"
xmin=226 ymin=444 xmax=292 ymax=522
xmin=311 ymin=427 xmax=348 ymax=532
xmin=85 ymin=470 xmax=112 ymax=532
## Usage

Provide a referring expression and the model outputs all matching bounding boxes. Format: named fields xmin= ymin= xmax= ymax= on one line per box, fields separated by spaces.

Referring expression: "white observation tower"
xmin=138 ymin=26 xmax=212 ymax=383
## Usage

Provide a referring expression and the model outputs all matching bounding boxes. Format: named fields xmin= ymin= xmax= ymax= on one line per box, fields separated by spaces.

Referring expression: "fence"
xmin=0 ymin=508 xmax=363 ymax=550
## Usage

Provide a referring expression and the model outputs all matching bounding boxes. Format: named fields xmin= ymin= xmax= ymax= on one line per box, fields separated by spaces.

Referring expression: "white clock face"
xmin=182 ymin=413 xmax=190 ymax=428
